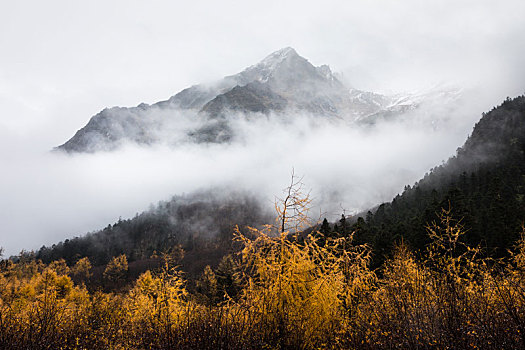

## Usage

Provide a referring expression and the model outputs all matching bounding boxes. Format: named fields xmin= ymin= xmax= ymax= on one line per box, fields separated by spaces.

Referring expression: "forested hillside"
xmin=34 ymin=190 xmax=271 ymax=278
xmin=347 ymin=95 xmax=525 ymax=264
xmin=2 ymin=194 xmax=525 ymax=348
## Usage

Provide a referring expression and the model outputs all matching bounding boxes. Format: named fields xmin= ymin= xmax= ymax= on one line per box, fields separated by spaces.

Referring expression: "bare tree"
xmin=275 ymin=169 xmax=313 ymax=234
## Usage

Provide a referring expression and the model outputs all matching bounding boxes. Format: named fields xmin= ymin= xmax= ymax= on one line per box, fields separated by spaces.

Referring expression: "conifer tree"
xmin=103 ymin=254 xmax=128 ymax=289
xmin=320 ymin=218 xmax=331 ymax=235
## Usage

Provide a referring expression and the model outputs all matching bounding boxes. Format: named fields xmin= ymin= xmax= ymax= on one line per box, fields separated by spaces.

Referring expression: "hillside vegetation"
xmin=3 ymin=96 xmax=525 ymax=348
xmin=2 ymin=205 xmax=525 ymax=349
xmin=34 ymin=190 xmax=271 ymax=282
xmin=349 ymin=96 xmax=525 ymax=266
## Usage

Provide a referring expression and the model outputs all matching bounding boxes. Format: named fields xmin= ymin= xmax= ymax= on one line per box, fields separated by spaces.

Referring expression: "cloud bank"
xmin=1 ymin=99 xmax=481 ymax=255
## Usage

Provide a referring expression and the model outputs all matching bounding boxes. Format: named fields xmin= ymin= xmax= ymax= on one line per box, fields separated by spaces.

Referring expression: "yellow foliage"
xmin=103 ymin=254 xmax=128 ymax=283
xmin=1 ymin=207 xmax=525 ymax=349
xmin=234 ymin=224 xmax=373 ymax=348
xmin=124 ymin=262 xmax=188 ymax=348
xmin=71 ymin=256 xmax=92 ymax=280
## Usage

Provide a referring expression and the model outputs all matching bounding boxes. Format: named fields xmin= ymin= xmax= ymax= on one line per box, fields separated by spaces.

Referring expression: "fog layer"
xmin=1 ymin=97 xmax=481 ymax=255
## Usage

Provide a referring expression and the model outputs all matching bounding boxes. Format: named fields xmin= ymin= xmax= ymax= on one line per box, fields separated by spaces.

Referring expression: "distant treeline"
xmin=34 ymin=190 xmax=272 ymax=279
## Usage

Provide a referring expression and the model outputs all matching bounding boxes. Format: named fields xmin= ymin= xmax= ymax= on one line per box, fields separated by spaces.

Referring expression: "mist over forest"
xmin=1 ymin=1 xmax=524 ymax=256
xmin=2 ymin=88 xmax=483 ymax=256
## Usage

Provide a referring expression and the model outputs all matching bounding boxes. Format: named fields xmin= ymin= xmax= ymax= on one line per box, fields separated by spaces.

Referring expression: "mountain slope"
xmin=35 ymin=189 xmax=272 ymax=277
xmin=57 ymin=48 xmax=355 ymax=152
xmin=200 ymin=81 xmax=288 ymax=117
xmin=349 ymin=95 xmax=525 ymax=264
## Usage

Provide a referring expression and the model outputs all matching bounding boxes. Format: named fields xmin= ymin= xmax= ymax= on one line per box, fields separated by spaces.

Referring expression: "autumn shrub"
xmin=229 ymin=224 xmax=373 ymax=349
xmin=124 ymin=259 xmax=189 ymax=349
xmin=349 ymin=208 xmax=525 ymax=349
xmin=0 ymin=264 xmax=90 ymax=349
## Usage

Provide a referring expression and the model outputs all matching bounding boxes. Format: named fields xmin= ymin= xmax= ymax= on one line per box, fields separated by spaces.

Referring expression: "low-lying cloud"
xmin=0 ymin=94 xmax=484 ymax=256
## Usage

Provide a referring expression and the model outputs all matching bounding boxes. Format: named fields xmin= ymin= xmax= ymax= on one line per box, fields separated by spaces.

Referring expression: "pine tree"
xmin=320 ymin=218 xmax=331 ymax=235
xmin=197 ymin=265 xmax=219 ymax=305
xmin=215 ymin=254 xmax=242 ymax=300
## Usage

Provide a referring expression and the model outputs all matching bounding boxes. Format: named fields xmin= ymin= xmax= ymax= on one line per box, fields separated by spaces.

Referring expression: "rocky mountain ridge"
xmin=57 ymin=48 xmax=461 ymax=153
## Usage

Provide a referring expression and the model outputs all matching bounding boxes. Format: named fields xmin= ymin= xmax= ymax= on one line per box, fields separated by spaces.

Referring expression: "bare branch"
xmin=275 ymin=169 xmax=313 ymax=234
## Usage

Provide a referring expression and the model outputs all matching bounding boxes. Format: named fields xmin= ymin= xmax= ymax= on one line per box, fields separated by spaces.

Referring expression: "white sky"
xmin=1 ymin=0 xmax=525 ymax=255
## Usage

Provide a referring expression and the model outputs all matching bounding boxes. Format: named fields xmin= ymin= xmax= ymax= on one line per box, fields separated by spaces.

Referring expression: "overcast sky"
xmin=1 ymin=0 xmax=525 ymax=255
xmin=2 ymin=0 xmax=525 ymax=144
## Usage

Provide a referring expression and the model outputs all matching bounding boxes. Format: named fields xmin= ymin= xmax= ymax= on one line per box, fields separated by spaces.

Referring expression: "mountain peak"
xmin=260 ymin=47 xmax=300 ymax=65
xmin=277 ymin=46 xmax=297 ymax=55
xmin=242 ymin=47 xmax=305 ymax=81
xmin=235 ymin=47 xmax=335 ymax=88
xmin=57 ymin=48 xmax=415 ymax=153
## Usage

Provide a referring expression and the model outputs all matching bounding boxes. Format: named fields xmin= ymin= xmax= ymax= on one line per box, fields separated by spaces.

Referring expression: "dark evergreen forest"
xmin=34 ymin=190 xmax=272 ymax=280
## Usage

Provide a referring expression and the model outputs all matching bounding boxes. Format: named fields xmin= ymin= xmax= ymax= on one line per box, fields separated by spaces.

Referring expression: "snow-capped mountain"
xmin=357 ymin=84 xmax=463 ymax=125
xmin=56 ymin=48 xmax=461 ymax=153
